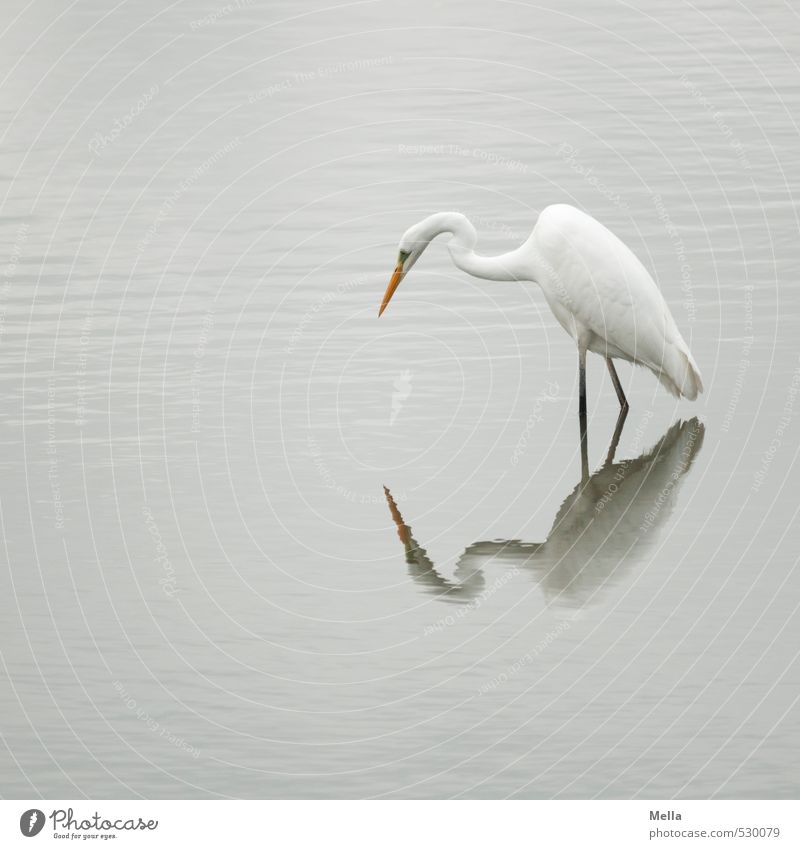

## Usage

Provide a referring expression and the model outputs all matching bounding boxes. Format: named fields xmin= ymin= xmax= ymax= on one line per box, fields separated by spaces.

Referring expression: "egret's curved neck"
xmin=419 ymin=212 xmax=531 ymax=282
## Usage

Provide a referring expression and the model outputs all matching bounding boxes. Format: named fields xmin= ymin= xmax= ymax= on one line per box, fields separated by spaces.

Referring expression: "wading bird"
xmin=378 ymin=205 xmax=703 ymax=438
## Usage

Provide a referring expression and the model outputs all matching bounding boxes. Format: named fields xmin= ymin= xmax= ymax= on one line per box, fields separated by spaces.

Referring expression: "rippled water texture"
xmin=0 ymin=0 xmax=798 ymax=799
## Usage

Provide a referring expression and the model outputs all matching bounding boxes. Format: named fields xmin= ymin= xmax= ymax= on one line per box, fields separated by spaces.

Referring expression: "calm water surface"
xmin=0 ymin=0 xmax=798 ymax=799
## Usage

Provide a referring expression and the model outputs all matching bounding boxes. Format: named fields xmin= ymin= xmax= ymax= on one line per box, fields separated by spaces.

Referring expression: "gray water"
xmin=1 ymin=0 xmax=798 ymax=799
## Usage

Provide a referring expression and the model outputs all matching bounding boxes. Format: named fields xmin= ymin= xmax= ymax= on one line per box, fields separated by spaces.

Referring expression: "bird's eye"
xmin=398 ymin=249 xmax=411 ymax=264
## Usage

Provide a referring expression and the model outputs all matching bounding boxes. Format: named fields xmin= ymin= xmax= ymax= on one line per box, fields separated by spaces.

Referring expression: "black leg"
xmin=606 ymin=357 xmax=629 ymax=411
xmin=605 ymin=403 xmax=629 ymax=466
xmin=579 ymin=343 xmax=588 ymax=482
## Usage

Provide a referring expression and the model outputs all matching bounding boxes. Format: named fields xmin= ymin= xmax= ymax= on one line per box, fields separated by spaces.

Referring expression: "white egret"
xmin=378 ymin=205 xmax=703 ymax=426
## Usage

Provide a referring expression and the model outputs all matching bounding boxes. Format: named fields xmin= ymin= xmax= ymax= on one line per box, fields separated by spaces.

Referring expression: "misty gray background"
xmin=0 ymin=0 xmax=798 ymax=799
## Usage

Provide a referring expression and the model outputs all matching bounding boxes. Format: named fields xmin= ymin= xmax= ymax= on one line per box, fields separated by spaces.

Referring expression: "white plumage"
xmin=531 ymin=205 xmax=703 ymax=400
xmin=379 ymin=204 xmax=703 ymax=411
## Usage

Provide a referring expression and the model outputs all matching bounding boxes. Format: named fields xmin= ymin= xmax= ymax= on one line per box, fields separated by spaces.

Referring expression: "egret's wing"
xmin=533 ymin=205 xmax=702 ymax=397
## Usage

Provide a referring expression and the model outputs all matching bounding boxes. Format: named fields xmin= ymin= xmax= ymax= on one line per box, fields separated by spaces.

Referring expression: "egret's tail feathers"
xmin=678 ymin=349 xmax=704 ymax=400
xmin=654 ymin=347 xmax=703 ymax=400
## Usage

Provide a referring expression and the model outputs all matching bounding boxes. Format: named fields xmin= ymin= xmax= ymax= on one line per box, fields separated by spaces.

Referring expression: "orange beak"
xmin=378 ymin=263 xmax=404 ymax=317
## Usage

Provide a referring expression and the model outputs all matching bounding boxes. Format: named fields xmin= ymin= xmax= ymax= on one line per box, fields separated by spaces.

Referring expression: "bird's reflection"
xmin=384 ymin=417 xmax=704 ymax=610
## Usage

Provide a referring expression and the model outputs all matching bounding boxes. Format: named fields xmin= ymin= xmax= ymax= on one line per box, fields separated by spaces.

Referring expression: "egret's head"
xmin=378 ymin=220 xmax=433 ymax=317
